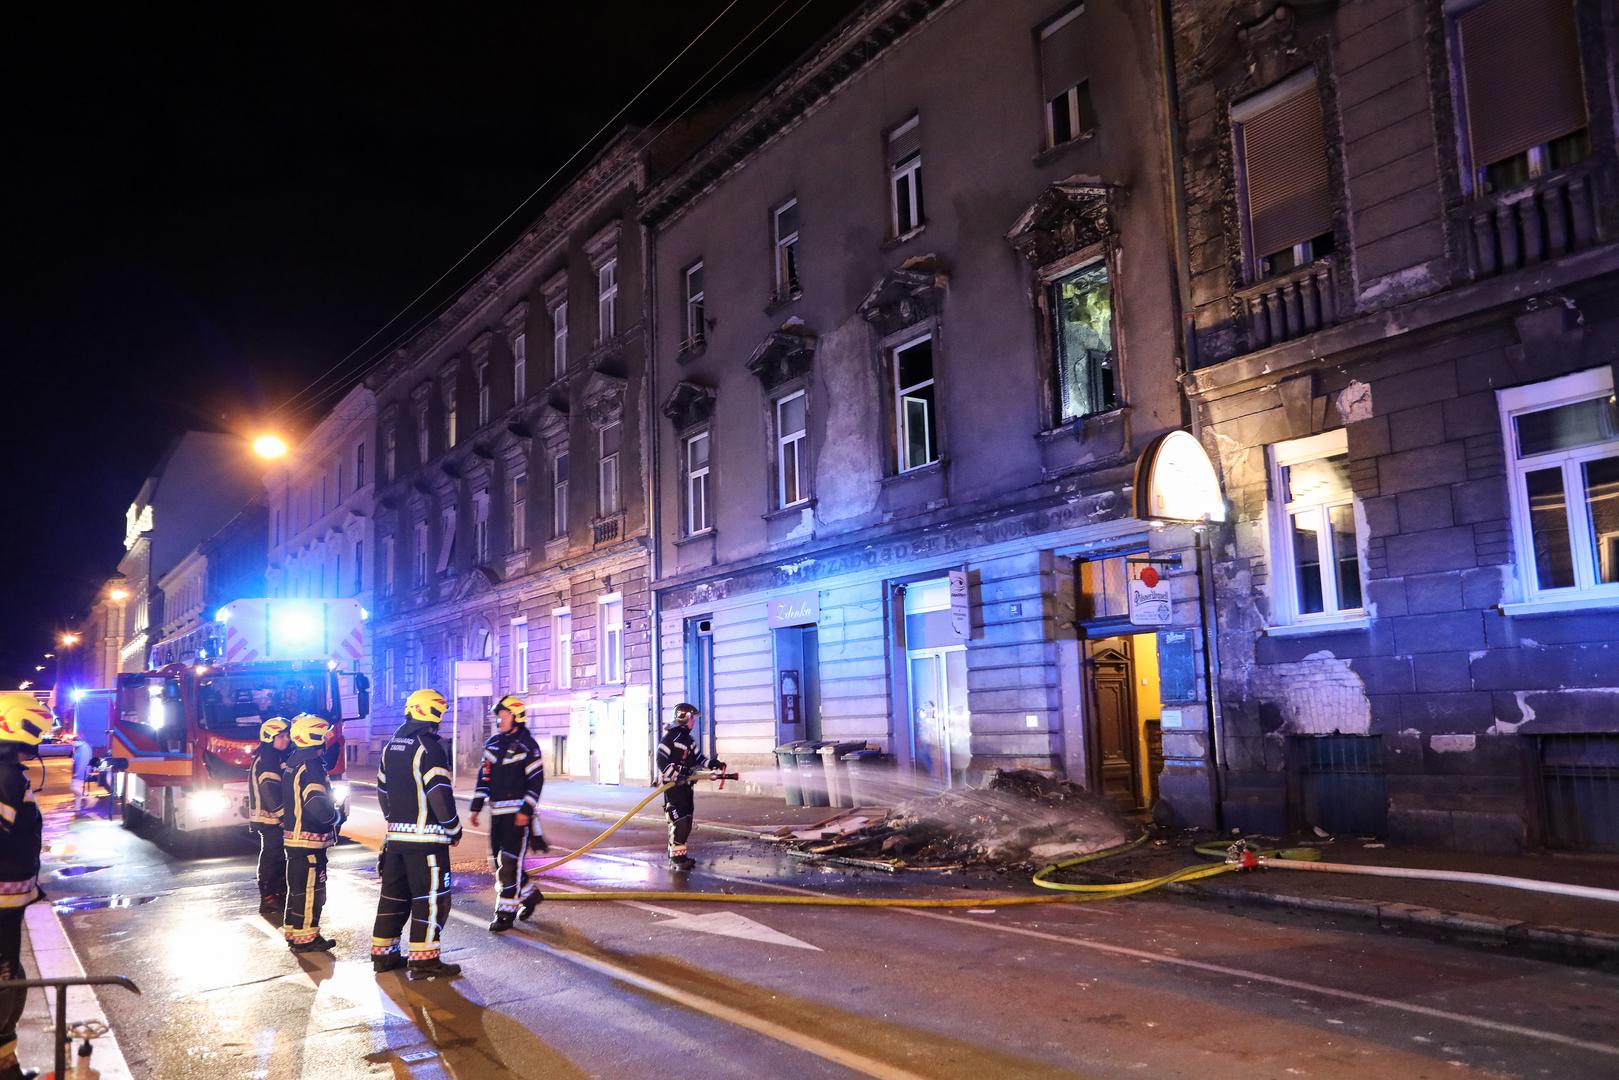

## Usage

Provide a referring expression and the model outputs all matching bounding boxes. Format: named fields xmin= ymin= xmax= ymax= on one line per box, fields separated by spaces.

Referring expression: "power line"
xmin=268 ymin=0 xmax=748 ymax=423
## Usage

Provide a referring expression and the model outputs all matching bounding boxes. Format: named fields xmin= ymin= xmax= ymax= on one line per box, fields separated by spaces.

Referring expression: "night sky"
xmin=2 ymin=1 xmax=863 ymax=689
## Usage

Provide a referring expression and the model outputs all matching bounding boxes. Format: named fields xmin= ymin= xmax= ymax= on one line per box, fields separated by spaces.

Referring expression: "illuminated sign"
xmin=1132 ymin=430 xmax=1227 ymax=523
xmin=124 ymin=503 xmax=154 ymax=550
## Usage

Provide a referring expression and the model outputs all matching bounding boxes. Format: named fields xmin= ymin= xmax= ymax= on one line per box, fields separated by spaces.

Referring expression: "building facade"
xmin=369 ymin=133 xmax=655 ymax=781
xmin=645 ymin=0 xmax=1227 ymax=820
xmin=265 ymin=386 xmax=379 ymax=753
xmin=1171 ymin=0 xmax=1619 ymax=850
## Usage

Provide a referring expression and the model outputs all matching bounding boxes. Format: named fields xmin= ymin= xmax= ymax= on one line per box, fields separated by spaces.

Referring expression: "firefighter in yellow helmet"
xmin=469 ymin=693 xmax=546 ymax=932
xmin=0 ymin=693 xmax=50 ymax=1079
xmin=281 ymin=713 xmax=343 ymax=952
xmin=248 ymin=717 xmax=291 ymax=919
xmin=371 ymin=689 xmax=462 ymax=979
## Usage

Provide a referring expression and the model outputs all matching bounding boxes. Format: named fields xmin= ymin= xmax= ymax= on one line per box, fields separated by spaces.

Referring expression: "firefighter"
xmin=656 ymin=703 xmax=724 ymax=870
xmin=248 ymin=717 xmax=291 ymax=918
xmin=282 ymin=713 xmax=343 ymax=953
xmin=371 ymin=688 xmax=462 ymax=980
xmin=0 ymin=694 xmax=48 ymax=1080
xmin=468 ymin=693 xmax=546 ymax=932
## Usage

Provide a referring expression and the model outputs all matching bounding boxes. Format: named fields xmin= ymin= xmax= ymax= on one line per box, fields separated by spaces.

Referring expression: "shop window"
xmin=1269 ymin=430 xmax=1364 ymax=623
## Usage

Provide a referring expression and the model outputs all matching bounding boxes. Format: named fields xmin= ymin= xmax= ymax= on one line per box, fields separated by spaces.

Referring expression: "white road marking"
xmin=654 ymin=911 xmax=821 ymax=951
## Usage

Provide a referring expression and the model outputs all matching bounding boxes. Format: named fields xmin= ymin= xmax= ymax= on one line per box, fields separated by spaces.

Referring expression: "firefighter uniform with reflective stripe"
xmin=281 ymin=748 xmax=340 ymax=946
xmin=372 ymin=719 xmax=461 ymax=962
xmin=656 ymin=718 xmax=717 ymax=861
xmin=0 ymin=749 xmax=42 ymax=1075
xmin=469 ymin=726 xmax=545 ymax=915
xmin=248 ymin=742 xmax=287 ymax=907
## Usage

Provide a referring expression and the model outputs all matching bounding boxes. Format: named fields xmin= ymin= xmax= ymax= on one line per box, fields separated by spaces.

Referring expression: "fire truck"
xmin=110 ymin=597 xmax=369 ymax=839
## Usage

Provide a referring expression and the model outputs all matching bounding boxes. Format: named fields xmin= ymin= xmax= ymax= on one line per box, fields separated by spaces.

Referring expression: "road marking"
xmin=691 ymin=870 xmax=1619 ymax=1061
xmin=654 ymin=911 xmax=821 ymax=951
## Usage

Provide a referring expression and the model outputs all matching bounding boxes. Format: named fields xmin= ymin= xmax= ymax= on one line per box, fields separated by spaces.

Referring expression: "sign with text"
xmin=1127 ymin=564 xmax=1172 ymax=626
xmin=1132 ymin=429 xmax=1227 ymax=523
xmin=766 ymin=592 xmax=819 ymax=628
xmin=1157 ymin=630 xmax=1198 ymax=704
xmin=453 ymin=659 xmax=494 ymax=698
xmin=948 ymin=569 xmax=970 ymax=640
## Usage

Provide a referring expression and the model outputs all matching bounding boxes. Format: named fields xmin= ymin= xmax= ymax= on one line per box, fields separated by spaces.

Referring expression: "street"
xmin=21 ymin=759 xmax=1619 ymax=1080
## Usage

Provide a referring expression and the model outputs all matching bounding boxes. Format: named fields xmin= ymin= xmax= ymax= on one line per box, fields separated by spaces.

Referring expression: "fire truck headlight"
xmin=191 ymin=790 xmax=231 ymax=818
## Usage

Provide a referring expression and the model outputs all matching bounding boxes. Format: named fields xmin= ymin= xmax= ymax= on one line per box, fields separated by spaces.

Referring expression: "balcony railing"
xmin=592 ymin=515 xmax=621 ymax=546
xmin=1233 ymin=258 xmax=1340 ymax=351
xmin=1462 ymin=159 xmax=1608 ymax=279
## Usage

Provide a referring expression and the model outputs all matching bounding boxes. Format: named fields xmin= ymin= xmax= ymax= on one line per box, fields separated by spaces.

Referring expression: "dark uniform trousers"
xmin=664 ymin=783 xmax=696 ymax=858
xmin=283 ymin=847 xmax=327 ymax=942
xmin=373 ymin=842 xmax=453 ymax=960
xmin=490 ymin=815 xmax=536 ymax=914
xmin=253 ymin=824 xmax=286 ymax=901
xmin=0 ymin=906 xmax=25 ymax=1072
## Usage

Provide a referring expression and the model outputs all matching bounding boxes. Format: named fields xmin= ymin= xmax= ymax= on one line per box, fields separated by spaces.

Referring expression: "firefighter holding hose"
xmin=656 ymin=703 xmax=724 ymax=871
xmin=468 ymin=693 xmax=546 ymax=932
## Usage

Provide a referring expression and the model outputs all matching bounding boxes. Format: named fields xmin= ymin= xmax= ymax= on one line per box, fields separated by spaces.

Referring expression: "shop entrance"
xmin=902 ymin=577 xmax=970 ymax=788
xmin=773 ymin=625 xmax=821 ymax=743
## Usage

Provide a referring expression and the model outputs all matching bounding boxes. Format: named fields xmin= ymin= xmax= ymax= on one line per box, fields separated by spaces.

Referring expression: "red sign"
xmin=1140 ymin=566 xmax=1160 ymax=588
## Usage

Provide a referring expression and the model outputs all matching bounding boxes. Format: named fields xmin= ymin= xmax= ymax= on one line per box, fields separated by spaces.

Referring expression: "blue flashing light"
xmin=70 ymin=689 xmax=86 ymax=704
xmin=215 ymin=607 xmax=231 ymax=622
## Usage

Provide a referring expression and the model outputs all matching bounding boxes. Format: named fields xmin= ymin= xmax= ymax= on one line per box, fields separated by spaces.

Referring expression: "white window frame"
xmin=1045 ymin=83 xmax=1091 ymax=148
xmin=512 ymin=616 xmax=529 ymax=694
xmin=553 ymin=607 xmax=573 ymax=690
xmin=474 ymin=491 xmax=491 ymax=565
xmin=775 ymin=390 xmax=809 ymax=507
xmin=1267 ymin=429 xmax=1366 ymax=625
xmin=475 ymin=360 xmax=490 ymax=428
xmin=1498 ymin=367 xmax=1619 ymax=605
xmin=684 ymin=429 xmax=711 ymax=535
xmin=684 ymin=261 xmax=705 ymax=347
xmin=598 ymin=423 xmax=622 ymax=516
xmin=889 ymin=117 xmax=923 ymax=236
xmin=597 ymin=259 xmax=618 ymax=342
xmin=772 ymin=200 xmax=799 ymax=298
xmin=552 ymin=301 xmax=569 ymax=380
xmin=598 ymin=594 xmax=624 ymax=685
xmin=510 ymin=469 xmax=527 ymax=552
xmin=513 ymin=331 xmax=527 ymax=402
xmin=893 ymin=334 xmax=938 ymax=473
xmin=553 ymin=452 xmax=570 ymax=538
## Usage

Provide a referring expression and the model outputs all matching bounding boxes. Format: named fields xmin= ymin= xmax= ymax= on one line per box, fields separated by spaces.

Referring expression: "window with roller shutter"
xmin=1038 ymin=5 xmax=1096 ymax=149
xmin=1450 ymin=0 xmax=1589 ymax=195
xmin=1233 ymin=71 xmax=1336 ymax=279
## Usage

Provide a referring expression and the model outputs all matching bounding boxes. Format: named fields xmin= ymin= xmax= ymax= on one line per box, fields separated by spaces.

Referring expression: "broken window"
xmin=893 ymin=335 xmax=938 ymax=473
xmin=1050 ymin=260 xmax=1118 ymax=423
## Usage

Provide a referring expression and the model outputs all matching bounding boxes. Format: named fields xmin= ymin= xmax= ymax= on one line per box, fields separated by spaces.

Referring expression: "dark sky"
xmin=1 ymin=1 xmax=863 ymax=689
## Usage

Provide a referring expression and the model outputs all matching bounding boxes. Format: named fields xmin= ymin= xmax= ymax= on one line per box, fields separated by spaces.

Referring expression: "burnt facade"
xmin=1173 ymin=0 xmax=1619 ymax=850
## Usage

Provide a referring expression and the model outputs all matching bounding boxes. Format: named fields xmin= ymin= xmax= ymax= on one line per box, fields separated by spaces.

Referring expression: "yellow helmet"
xmin=259 ymin=717 xmax=290 ymax=744
xmin=289 ymin=713 xmax=331 ymax=749
xmin=492 ymin=694 xmax=527 ymax=724
xmin=0 ymin=694 xmax=52 ymax=747
xmin=405 ymin=688 xmax=448 ymax=724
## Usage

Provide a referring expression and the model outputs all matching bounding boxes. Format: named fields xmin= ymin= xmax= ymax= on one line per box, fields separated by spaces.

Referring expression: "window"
xmin=1269 ymin=430 xmax=1364 ymax=623
xmin=354 ymin=441 xmax=365 ymax=492
xmin=512 ymin=617 xmax=529 ymax=694
xmin=684 ymin=430 xmax=711 ymax=535
xmin=553 ymin=452 xmax=570 ymax=537
xmin=776 ymin=391 xmax=809 ymax=507
xmin=384 ymin=427 xmax=396 ymax=482
xmin=684 ymin=261 xmax=706 ymax=347
xmin=352 ymin=539 xmax=363 ymax=595
xmin=1050 ymin=261 xmax=1118 ymax=422
xmin=1233 ymin=72 xmax=1335 ymax=278
xmin=598 ymin=595 xmax=624 ymax=685
xmin=597 ymin=259 xmax=618 ymax=341
xmin=416 ymin=406 xmax=430 ymax=464
xmin=772 ymin=200 xmax=800 ymax=300
xmin=474 ymin=491 xmax=490 ymax=565
xmin=383 ymin=646 xmax=395 ymax=706
xmin=892 ymin=335 xmax=938 ymax=472
xmin=553 ymin=609 xmax=573 ymax=689
xmin=513 ymin=332 xmax=528 ymax=402
xmin=888 ymin=117 xmax=924 ymax=236
xmin=598 ymin=422 xmax=621 ymax=515
xmin=382 ymin=535 xmax=395 ymax=595
xmin=444 ymin=385 xmax=458 ymax=447
xmin=1499 ymin=367 xmax=1619 ymax=602
xmin=436 ymin=506 xmax=456 ymax=575
xmin=1039 ymin=6 xmax=1095 ymax=148
xmin=272 ymin=508 xmax=282 ymax=547
xmin=476 ymin=361 xmax=490 ymax=428
xmin=552 ymin=301 xmax=568 ymax=379
xmin=414 ymin=522 xmax=429 ymax=586
xmin=1452 ymin=0 xmax=1588 ymax=195
xmin=510 ymin=469 xmax=528 ymax=551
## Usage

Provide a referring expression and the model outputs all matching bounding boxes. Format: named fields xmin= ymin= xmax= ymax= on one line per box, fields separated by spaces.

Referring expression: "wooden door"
xmin=1090 ymin=640 xmax=1141 ymax=808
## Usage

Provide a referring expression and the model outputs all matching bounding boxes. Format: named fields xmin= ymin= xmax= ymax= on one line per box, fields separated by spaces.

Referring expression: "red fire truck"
xmin=110 ymin=598 xmax=369 ymax=839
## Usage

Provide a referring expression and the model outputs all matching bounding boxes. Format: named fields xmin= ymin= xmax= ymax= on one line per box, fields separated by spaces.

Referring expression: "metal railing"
xmin=0 ymin=974 xmax=140 ymax=1079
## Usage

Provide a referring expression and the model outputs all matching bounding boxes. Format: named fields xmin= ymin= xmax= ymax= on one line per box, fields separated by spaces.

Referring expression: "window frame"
xmin=552 ymin=607 xmax=573 ymax=690
xmin=552 ymin=301 xmax=569 ymax=380
xmin=1045 ymin=255 xmax=1120 ymax=424
xmin=436 ymin=506 xmax=457 ymax=575
xmin=1498 ymin=366 xmax=1619 ymax=604
xmin=381 ymin=535 xmax=395 ymax=595
xmin=384 ymin=427 xmax=396 ymax=482
xmin=597 ymin=258 xmax=618 ymax=342
xmin=891 ymin=152 xmax=923 ymax=237
xmin=413 ymin=521 xmax=429 ymax=586
xmin=598 ymin=594 xmax=624 ymax=686
xmin=513 ymin=331 xmax=528 ymax=402
xmin=775 ymin=389 xmax=810 ymax=508
xmin=684 ymin=428 xmax=712 ymax=536
xmin=475 ymin=360 xmax=490 ymax=428
xmin=510 ymin=468 xmax=528 ymax=552
xmin=352 ymin=538 xmax=363 ymax=595
xmin=598 ymin=422 xmax=622 ymax=516
xmin=772 ymin=199 xmax=800 ymax=300
xmin=684 ymin=260 xmax=706 ymax=348
xmin=415 ymin=406 xmax=430 ymax=464
xmin=553 ymin=451 xmax=570 ymax=538
xmin=511 ymin=616 xmax=529 ymax=694
xmin=473 ymin=490 xmax=491 ymax=566
xmin=891 ymin=333 xmax=939 ymax=474
xmin=1267 ymin=429 xmax=1366 ymax=626
xmin=1231 ymin=69 xmax=1335 ymax=280
xmin=444 ymin=384 xmax=458 ymax=448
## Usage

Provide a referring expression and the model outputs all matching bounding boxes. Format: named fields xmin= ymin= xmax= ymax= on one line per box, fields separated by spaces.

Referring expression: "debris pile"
xmin=778 ymin=769 xmax=1131 ymax=869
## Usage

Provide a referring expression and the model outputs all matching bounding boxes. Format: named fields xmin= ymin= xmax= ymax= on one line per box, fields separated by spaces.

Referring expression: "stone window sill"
xmin=881 ymin=459 xmax=945 ymax=487
xmin=763 ymin=499 xmax=815 ymax=522
xmin=1032 ymin=130 xmax=1096 ymax=166
xmin=1264 ymin=616 xmax=1371 ymax=637
xmin=674 ymin=529 xmax=715 ymax=547
xmin=1498 ymin=594 xmax=1619 ymax=618
xmin=881 ymin=225 xmax=927 ymax=251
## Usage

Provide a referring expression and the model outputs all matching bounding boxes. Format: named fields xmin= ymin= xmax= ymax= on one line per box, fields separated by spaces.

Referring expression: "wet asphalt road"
xmin=34 ymin=760 xmax=1619 ymax=1079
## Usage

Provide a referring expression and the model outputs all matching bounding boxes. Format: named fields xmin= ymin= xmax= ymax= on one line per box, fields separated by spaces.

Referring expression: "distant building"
xmin=150 ymin=499 xmax=269 ymax=668
xmin=1170 ymin=0 xmax=1619 ymax=851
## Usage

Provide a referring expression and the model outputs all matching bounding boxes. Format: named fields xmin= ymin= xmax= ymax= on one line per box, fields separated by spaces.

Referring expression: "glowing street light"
xmin=253 ymin=434 xmax=289 ymax=460
xmin=109 ymin=587 xmax=130 ymax=602
xmin=60 ymin=632 xmax=80 ymax=647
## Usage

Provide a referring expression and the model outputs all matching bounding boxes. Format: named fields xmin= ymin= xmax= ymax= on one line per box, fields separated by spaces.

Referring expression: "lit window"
xmin=513 ymin=331 xmax=528 ymax=402
xmin=597 ymin=259 xmax=618 ymax=341
xmin=553 ymin=609 xmax=572 ymax=690
xmin=888 ymin=117 xmax=924 ymax=236
xmin=1050 ymin=261 xmax=1118 ymax=422
xmin=512 ymin=617 xmax=529 ymax=694
xmin=772 ymin=201 xmax=800 ymax=300
xmin=1234 ymin=72 xmax=1335 ymax=278
xmin=510 ymin=469 xmax=527 ymax=551
xmin=553 ymin=452 xmax=570 ymax=538
xmin=892 ymin=335 xmax=938 ymax=473
xmin=552 ymin=301 xmax=569 ymax=380
xmin=776 ymin=391 xmax=809 ymax=507
xmin=1269 ymin=430 xmax=1364 ymax=623
xmin=684 ymin=261 xmax=706 ymax=348
xmin=598 ymin=423 xmax=621 ymax=515
xmin=598 ymin=595 xmax=624 ymax=685
xmin=1499 ymin=367 xmax=1619 ymax=601
xmin=684 ymin=430 xmax=711 ymax=535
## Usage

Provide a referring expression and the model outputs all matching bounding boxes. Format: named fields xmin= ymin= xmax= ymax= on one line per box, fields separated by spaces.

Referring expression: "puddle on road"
xmin=53 ymin=865 xmax=110 ymax=879
xmin=53 ymin=894 xmax=160 ymax=914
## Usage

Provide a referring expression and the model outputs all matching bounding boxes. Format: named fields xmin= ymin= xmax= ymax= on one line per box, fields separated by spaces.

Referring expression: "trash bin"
xmin=774 ymin=743 xmax=805 ymax=807
xmin=794 ymin=742 xmax=830 ymax=807
xmin=818 ymin=741 xmax=868 ymax=809
xmin=841 ymin=748 xmax=887 ymax=807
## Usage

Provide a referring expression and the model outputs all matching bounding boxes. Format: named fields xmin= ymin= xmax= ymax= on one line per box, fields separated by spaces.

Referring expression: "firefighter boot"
xmin=289 ymin=935 xmax=337 ymax=954
xmin=669 ymin=854 xmax=696 ymax=872
xmin=407 ymin=957 xmax=462 ymax=981
xmin=488 ymin=911 xmax=516 ymax=933
xmin=372 ymin=952 xmax=407 ymax=974
xmin=518 ymin=889 xmax=544 ymax=922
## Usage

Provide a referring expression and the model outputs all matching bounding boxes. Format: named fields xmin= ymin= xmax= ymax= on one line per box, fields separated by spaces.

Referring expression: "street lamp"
xmin=253 ymin=434 xmax=289 ymax=460
xmin=59 ymin=632 xmax=79 ymax=647
xmin=109 ymin=587 xmax=129 ymax=603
